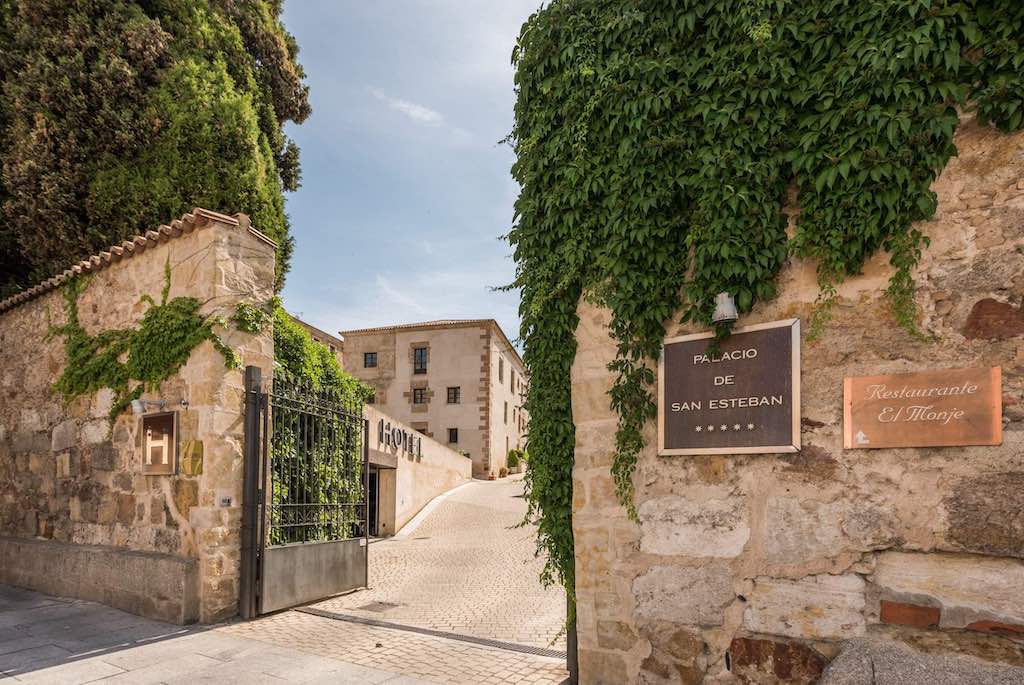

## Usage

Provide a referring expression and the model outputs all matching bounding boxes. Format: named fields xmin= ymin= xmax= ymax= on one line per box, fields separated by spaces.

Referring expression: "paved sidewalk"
xmin=311 ymin=475 xmax=567 ymax=651
xmin=0 ymin=585 xmax=431 ymax=684
xmin=0 ymin=477 xmax=569 ymax=684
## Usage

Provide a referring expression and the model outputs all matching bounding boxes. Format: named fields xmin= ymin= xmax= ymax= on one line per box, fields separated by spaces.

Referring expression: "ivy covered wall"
xmin=508 ymin=0 xmax=1024 ymax=611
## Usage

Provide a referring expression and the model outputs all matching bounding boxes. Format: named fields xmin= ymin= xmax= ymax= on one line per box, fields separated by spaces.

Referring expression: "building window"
xmin=448 ymin=428 xmax=458 ymax=444
xmin=498 ymin=357 xmax=504 ymax=383
xmin=364 ymin=352 xmax=377 ymax=368
xmin=447 ymin=386 xmax=461 ymax=404
xmin=413 ymin=347 xmax=428 ymax=374
xmin=511 ymin=371 xmax=515 ymax=392
xmin=413 ymin=388 xmax=427 ymax=404
xmin=504 ymin=401 xmax=508 ymax=424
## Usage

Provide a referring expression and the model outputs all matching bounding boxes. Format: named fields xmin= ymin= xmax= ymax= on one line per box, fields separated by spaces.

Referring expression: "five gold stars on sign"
xmin=695 ymin=423 xmax=756 ymax=432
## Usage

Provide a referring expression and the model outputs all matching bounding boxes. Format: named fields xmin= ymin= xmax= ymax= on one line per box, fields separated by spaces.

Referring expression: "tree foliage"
xmin=0 ymin=0 xmax=310 ymax=295
xmin=508 ymin=0 xmax=1024 ymax=598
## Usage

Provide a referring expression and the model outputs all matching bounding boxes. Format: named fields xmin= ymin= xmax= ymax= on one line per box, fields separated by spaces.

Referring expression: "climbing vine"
xmin=49 ymin=259 xmax=239 ymax=420
xmin=508 ymin=0 xmax=1024 ymax=598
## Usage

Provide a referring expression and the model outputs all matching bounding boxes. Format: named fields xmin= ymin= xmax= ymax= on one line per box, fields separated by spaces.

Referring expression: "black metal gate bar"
xmin=265 ymin=372 xmax=366 ymax=546
xmin=240 ymin=366 xmax=263 ymax=619
xmin=240 ymin=365 xmax=370 ymax=616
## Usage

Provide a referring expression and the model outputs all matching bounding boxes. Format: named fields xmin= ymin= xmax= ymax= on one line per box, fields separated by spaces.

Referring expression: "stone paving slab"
xmin=1 ymin=583 xmax=566 ymax=684
xmin=312 ymin=475 xmax=567 ymax=652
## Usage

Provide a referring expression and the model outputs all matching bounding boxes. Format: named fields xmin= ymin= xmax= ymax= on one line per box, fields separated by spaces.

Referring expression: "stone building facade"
xmin=341 ymin=320 xmax=527 ymax=477
xmin=0 ymin=209 xmax=275 ymax=624
xmin=571 ymin=116 xmax=1024 ymax=683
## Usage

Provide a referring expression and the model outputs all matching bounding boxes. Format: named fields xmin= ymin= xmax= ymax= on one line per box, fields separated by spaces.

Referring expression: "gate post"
xmin=240 ymin=365 xmax=263 ymax=619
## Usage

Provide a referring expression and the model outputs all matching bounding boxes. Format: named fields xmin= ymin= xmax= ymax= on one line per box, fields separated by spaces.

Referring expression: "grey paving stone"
xmin=820 ymin=638 xmax=1024 ymax=685
xmin=0 ymin=645 xmax=73 ymax=675
xmin=9 ymin=656 xmax=124 ymax=684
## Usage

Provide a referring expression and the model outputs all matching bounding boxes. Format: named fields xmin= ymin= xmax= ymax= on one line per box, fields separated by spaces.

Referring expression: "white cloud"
xmin=371 ymin=89 xmax=443 ymax=126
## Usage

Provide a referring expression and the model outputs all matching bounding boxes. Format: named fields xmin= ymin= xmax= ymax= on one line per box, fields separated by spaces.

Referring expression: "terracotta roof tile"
xmin=0 ymin=208 xmax=273 ymax=314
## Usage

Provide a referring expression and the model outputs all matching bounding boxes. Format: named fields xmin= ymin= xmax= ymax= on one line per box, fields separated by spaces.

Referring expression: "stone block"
xmin=597 ymin=620 xmax=638 ymax=651
xmin=116 ymin=493 xmax=136 ymax=525
xmin=639 ymin=489 xmax=749 ymax=558
xmin=579 ymin=648 xmax=629 ymax=685
xmin=879 ymin=600 xmax=941 ymax=629
xmin=729 ymin=636 xmax=825 ymax=685
xmin=820 ymin=637 xmax=1024 ymax=685
xmin=638 ymin=621 xmax=705 ymax=685
xmin=962 ymin=298 xmax=1024 ymax=339
xmin=744 ymin=574 xmax=866 ymax=640
xmin=173 ymin=478 xmax=199 ymax=517
xmin=871 ymin=551 xmax=1024 ymax=629
xmin=91 ymin=442 xmax=117 ymax=471
xmin=765 ymin=496 xmax=896 ymax=568
xmin=943 ymin=472 xmax=1024 ymax=558
xmin=51 ymin=419 xmax=77 ymax=452
xmin=633 ymin=563 xmax=734 ymax=626
xmin=81 ymin=420 xmax=108 ymax=445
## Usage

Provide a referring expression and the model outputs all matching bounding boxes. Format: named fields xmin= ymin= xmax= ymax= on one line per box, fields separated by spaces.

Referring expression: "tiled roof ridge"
xmin=0 ymin=208 xmax=274 ymax=315
xmin=339 ymin=319 xmax=493 ymax=335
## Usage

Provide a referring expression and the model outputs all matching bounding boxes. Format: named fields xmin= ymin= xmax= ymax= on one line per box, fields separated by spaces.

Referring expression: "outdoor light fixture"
xmin=711 ymin=291 xmax=739 ymax=323
xmin=131 ymin=398 xmax=167 ymax=415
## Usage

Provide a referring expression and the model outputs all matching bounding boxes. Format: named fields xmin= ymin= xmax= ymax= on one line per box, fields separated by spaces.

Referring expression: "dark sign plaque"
xmin=658 ymin=319 xmax=800 ymax=455
xmin=843 ymin=367 xmax=1002 ymax=449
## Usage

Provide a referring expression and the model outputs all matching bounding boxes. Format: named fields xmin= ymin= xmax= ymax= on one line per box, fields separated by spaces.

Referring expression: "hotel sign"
xmin=377 ymin=419 xmax=423 ymax=457
xmin=658 ymin=319 xmax=800 ymax=455
xmin=843 ymin=367 xmax=1002 ymax=449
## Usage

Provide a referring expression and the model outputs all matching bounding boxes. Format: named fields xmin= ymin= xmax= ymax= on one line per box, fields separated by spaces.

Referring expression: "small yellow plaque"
xmin=181 ymin=439 xmax=204 ymax=475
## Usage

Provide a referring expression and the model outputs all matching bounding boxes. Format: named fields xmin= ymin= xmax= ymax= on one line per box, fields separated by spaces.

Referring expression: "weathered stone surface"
xmin=820 ymin=637 xmax=1024 ymax=685
xmin=744 ymin=574 xmax=866 ymax=640
xmin=0 ymin=215 xmax=275 ymax=624
xmin=729 ymin=636 xmax=825 ymax=684
xmin=638 ymin=620 xmax=704 ymax=685
xmin=639 ymin=488 xmax=749 ymax=558
xmin=765 ymin=495 xmax=899 ymax=568
xmin=51 ymin=419 xmax=77 ymax=452
xmin=568 ymin=115 xmax=1024 ymax=683
xmin=872 ymin=552 xmax=1024 ymax=629
xmin=944 ymin=472 xmax=1024 ymax=558
xmin=596 ymin=620 xmax=638 ymax=651
xmin=173 ymin=479 xmax=199 ymax=518
xmin=962 ymin=298 xmax=1024 ymax=339
xmin=579 ymin=648 xmax=629 ymax=685
xmin=634 ymin=563 xmax=734 ymax=626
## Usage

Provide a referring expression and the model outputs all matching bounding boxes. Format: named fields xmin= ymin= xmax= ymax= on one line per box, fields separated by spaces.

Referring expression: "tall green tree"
xmin=0 ymin=0 xmax=309 ymax=294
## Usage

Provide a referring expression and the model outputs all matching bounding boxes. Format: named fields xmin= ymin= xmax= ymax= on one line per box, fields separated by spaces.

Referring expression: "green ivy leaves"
xmin=50 ymin=261 xmax=239 ymax=421
xmin=508 ymin=0 xmax=1024 ymax=599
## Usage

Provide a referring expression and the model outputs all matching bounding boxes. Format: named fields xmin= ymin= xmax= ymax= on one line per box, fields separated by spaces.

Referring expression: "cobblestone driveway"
xmin=311 ymin=474 xmax=567 ymax=650
xmin=1 ymin=476 xmax=568 ymax=684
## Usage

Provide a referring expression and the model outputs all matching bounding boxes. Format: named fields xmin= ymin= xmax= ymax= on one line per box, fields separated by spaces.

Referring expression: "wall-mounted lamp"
xmin=131 ymin=399 xmax=166 ymax=415
xmin=711 ymin=291 xmax=739 ymax=323
xmin=131 ymin=398 xmax=188 ymax=415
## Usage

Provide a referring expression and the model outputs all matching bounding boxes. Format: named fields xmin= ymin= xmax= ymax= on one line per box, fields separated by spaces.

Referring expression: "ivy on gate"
xmin=507 ymin=0 xmax=1024 ymax=602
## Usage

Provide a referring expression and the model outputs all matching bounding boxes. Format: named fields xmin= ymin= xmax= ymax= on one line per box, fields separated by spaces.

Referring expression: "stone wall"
xmin=366 ymin=405 xmax=472 ymax=536
xmin=571 ymin=116 xmax=1024 ymax=683
xmin=0 ymin=209 xmax=275 ymax=624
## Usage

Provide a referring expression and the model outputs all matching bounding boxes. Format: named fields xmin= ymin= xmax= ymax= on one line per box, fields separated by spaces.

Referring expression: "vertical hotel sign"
xmin=844 ymin=367 xmax=1002 ymax=449
xmin=659 ymin=319 xmax=800 ymax=455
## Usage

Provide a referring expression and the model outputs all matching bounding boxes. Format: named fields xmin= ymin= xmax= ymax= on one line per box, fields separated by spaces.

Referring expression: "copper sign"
xmin=659 ymin=319 xmax=800 ymax=455
xmin=843 ymin=367 xmax=1002 ymax=449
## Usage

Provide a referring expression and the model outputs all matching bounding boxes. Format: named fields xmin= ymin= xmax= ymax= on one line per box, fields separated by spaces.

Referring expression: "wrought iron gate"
xmin=241 ymin=366 xmax=369 ymax=617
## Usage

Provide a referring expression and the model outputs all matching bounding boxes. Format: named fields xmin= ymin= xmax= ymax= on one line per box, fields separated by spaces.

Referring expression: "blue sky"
xmin=279 ymin=1 xmax=542 ymax=345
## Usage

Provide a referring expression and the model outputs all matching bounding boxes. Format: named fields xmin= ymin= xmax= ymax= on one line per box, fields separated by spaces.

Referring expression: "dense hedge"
xmin=0 ymin=0 xmax=309 ymax=295
xmin=508 ymin=0 xmax=1024 ymax=603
